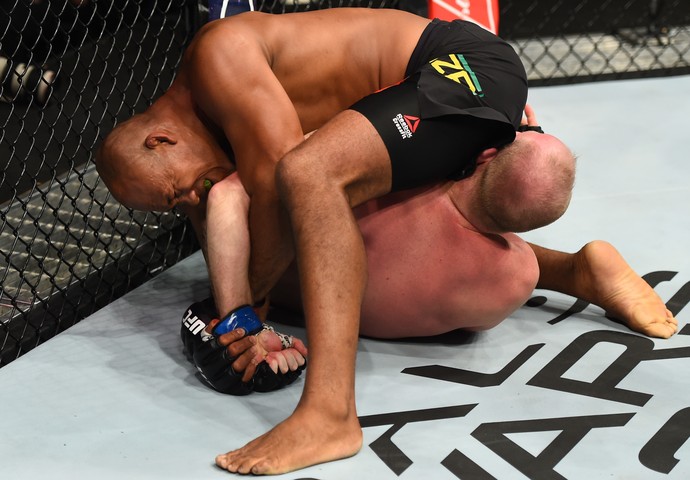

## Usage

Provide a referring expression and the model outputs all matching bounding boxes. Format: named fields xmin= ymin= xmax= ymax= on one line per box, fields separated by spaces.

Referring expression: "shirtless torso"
xmin=183 ymin=9 xmax=430 ymax=134
xmin=356 ymin=183 xmax=538 ymax=338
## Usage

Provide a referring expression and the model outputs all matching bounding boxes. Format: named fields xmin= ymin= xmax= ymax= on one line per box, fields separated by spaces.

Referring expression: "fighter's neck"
xmin=149 ymin=84 xmax=218 ymax=137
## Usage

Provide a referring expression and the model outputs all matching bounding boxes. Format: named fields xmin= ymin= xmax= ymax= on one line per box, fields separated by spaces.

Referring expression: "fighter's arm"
xmin=178 ymin=203 xmax=209 ymax=258
xmin=188 ymin=24 xmax=304 ymax=307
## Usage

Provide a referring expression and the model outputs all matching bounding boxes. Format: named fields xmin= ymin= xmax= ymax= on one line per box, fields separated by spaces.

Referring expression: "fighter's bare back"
xmin=181 ymin=9 xmax=431 ymax=134
xmin=355 ymin=183 xmax=539 ymax=338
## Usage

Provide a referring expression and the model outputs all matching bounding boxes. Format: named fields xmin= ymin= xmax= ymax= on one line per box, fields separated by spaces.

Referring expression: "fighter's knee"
xmin=274 ymin=151 xmax=298 ymax=190
xmin=275 ymin=149 xmax=327 ymax=203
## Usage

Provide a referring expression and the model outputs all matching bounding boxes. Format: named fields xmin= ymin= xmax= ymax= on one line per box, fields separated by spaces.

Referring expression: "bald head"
xmin=97 ymin=116 xmax=147 ymax=169
xmin=94 ymin=114 xmax=171 ymax=209
xmin=478 ymin=133 xmax=576 ymax=233
xmin=95 ymin=111 xmax=235 ymax=212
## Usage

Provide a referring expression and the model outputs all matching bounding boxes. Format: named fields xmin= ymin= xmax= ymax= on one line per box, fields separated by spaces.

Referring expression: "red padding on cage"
xmin=427 ymin=0 xmax=499 ymax=34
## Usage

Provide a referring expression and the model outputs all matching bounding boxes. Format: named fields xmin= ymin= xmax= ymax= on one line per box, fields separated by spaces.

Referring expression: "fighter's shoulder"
xmin=187 ymin=12 xmax=270 ymax=64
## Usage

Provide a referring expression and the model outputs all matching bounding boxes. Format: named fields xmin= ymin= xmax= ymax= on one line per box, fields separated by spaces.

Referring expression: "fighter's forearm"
xmin=247 ymin=191 xmax=295 ymax=302
xmin=181 ymin=205 xmax=209 ymax=261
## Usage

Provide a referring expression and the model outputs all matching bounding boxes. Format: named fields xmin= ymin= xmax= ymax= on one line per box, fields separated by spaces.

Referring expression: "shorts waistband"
xmin=405 ymin=18 xmax=443 ymax=78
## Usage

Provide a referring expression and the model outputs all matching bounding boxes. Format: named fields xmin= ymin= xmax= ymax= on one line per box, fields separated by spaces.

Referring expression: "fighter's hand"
xmin=182 ymin=299 xmax=306 ymax=394
xmin=521 ymin=104 xmax=539 ymax=127
xmin=210 ymin=319 xmax=308 ymax=383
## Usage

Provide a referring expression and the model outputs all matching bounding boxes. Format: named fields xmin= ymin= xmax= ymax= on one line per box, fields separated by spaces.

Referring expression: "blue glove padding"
xmin=213 ymin=305 xmax=262 ymax=336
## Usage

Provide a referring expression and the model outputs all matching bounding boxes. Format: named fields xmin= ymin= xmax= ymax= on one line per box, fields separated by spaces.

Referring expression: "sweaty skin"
xmin=95 ymin=9 xmax=677 ymax=475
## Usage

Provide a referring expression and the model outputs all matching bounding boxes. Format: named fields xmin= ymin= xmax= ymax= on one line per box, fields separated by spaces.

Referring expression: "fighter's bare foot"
xmin=574 ymin=240 xmax=677 ymax=338
xmin=215 ymin=403 xmax=362 ymax=475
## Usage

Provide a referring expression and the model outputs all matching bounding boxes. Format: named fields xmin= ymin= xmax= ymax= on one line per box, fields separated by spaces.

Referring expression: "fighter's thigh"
xmin=276 ymin=109 xmax=393 ymax=208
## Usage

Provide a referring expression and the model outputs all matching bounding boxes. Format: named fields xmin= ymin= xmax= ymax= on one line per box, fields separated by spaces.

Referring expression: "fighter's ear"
xmin=476 ymin=147 xmax=498 ymax=165
xmin=145 ymin=130 xmax=177 ymax=149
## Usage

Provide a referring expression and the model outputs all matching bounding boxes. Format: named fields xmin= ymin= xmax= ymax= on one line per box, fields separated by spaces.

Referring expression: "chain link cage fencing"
xmin=1 ymin=0 xmax=689 ymax=367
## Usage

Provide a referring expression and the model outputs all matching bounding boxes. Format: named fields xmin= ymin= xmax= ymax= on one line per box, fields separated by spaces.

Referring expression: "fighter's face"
xmin=106 ymin=156 xmax=232 ymax=213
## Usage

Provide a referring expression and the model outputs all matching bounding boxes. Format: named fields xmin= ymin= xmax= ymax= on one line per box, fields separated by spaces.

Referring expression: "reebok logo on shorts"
xmin=392 ymin=113 xmax=420 ymax=139
xmin=430 ymin=53 xmax=484 ymax=97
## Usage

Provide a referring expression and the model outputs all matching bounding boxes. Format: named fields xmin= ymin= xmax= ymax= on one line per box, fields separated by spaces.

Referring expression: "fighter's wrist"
xmin=214 ymin=305 xmax=262 ymax=336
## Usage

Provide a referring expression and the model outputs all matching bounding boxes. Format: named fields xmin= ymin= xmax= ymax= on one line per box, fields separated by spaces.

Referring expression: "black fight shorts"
xmin=350 ymin=19 xmax=527 ymax=192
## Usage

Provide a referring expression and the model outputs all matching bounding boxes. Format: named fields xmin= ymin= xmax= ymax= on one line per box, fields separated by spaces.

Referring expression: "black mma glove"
xmin=180 ymin=298 xmax=306 ymax=395
xmin=181 ymin=297 xmax=217 ymax=363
